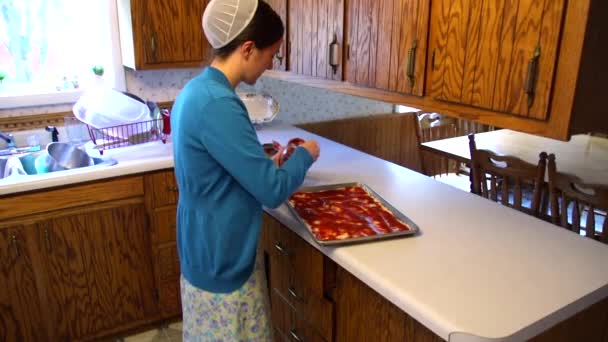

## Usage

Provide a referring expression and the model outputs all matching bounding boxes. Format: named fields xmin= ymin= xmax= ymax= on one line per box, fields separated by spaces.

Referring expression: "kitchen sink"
xmin=18 ymin=149 xmax=117 ymax=175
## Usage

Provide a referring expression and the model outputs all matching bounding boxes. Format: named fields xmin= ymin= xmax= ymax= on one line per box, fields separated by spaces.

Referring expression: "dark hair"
xmin=214 ymin=1 xmax=284 ymax=58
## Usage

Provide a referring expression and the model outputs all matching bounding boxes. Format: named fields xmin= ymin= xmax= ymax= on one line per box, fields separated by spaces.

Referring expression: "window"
xmin=0 ymin=0 xmax=125 ymax=109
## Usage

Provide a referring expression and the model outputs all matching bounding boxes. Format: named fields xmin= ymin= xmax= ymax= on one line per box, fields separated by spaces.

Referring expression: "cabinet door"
xmin=289 ymin=0 xmax=344 ymax=80
xmin=38 ymin=202 xmax=156 ymax=340
xmin=0 ymin=226 xmax=47 ymax=342
xmin=266 ymin=0 xmax=288 ymax=71
xmin=427 ymin=0 xmax=565 ymax=120
xmin=346 ymin=0 xmax=429 ymax=95
xmin=141 ymin=0 xmax=210 ymax=67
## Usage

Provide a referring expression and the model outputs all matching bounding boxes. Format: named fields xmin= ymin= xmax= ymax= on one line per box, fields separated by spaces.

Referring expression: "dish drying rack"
xmin=87 ymin=109 xmax=171 ymax=155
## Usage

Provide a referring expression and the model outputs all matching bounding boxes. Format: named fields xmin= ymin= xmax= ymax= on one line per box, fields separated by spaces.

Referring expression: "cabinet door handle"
xmin=406 ymin=40 xmax=418 ymax=89
xmin=151 ymin=34 xmax=157 ymax=55
xmin=288 ymin=286 xmax=300 ymax=300
xmin=166 ymin=186 xmax=178 ymax=193
xmin=329 ymin=33 xmax=340 ymax=75
xmin=289 ymin=329 xmax=302 ymax=341
xmin=11 ymin=234 xmax=20 ymax=258
xmin=431 ymin=49 xmax=436 ymax=71
xmin=274 ymin=242 xmax=289 ymax=256
xmin=44 ymin=229 xmax=52 ymax=253
xmin=524 ymin=46 xmax=541 ymax=108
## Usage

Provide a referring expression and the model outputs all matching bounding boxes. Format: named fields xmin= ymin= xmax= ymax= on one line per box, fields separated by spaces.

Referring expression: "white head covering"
xmin=202 ymin=0 xmax=259 ymax=49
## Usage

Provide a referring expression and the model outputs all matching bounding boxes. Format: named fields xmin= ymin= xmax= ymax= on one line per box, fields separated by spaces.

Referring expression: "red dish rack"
xmin=87 ymin=109 xmax=171 ymax=155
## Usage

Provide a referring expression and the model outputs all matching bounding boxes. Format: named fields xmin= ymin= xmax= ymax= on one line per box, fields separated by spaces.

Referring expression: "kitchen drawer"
xmin=158 ymin=244 xmax=180 ymax=281
xmin=154 ymin=206 xmax=177 ymax=244
xmin=273 ymin=276 xmax=334 ymax=341
xmin=267 ymin=218 xmax=325 ymax=297
xmin=271 ymin=290 xmax=326 ymax=342
xmin=159 ymin=279 xmax=181 ymax=317
xmin=146 ymin=170 xmax=178 ymax=208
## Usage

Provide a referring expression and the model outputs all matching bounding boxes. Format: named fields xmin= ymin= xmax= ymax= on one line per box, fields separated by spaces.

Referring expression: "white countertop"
xmin=2 ymin=123 xmax=608 ymax=342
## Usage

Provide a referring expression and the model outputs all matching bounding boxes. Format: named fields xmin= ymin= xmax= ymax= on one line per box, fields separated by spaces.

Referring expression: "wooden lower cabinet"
xmin=0 ymin=225 xmax=47 ymax=341
xmin=0 ymin=173 xmax=181 ymax=341
xmin=36 ymin=201 xmax=157 ymax=340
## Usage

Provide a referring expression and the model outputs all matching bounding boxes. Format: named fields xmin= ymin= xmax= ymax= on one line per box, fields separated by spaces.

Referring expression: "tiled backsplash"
xmin=1 ymin=68 xmax=394 ymax=123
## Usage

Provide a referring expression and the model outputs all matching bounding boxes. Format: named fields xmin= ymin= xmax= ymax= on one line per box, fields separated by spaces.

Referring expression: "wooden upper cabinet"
xmin=289 ymin=0 xmax=345 ymax=80
xmin=266 ymin=0 xmax=288 ymax=71
xmin=118 ymin=0 xmax=211 ymax=70
xmin=427 ymin=0 xmax=565 ymax=120
xmin=345 ymin=0 xmax=429 ymax=95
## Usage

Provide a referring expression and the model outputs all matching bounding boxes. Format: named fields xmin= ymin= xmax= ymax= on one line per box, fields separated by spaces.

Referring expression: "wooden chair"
xmin=468 ymin=134 xmax=548 ymax=217
xmin=547 ymin=154 xmax=608 ymax=243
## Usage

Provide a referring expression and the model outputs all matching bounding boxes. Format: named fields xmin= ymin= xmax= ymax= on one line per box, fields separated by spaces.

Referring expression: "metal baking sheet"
xmin=286 ymin=182 xmax=420 ymax=246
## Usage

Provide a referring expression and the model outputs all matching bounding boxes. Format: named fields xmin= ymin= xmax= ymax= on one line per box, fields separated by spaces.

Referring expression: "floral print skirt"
xmin=180 ymin=256 xmax=273 ymax=342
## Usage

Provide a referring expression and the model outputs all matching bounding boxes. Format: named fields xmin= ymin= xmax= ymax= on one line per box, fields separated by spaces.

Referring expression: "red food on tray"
xmin=288 ymin=185 xmax=411 ymax=241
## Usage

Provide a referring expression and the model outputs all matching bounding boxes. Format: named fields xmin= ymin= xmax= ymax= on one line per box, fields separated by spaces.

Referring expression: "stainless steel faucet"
xmin=0 ymin=130 xmax=16 ymax=148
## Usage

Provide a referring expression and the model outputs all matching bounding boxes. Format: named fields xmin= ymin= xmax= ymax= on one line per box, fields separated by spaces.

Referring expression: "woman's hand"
xmin=301 ymin=140 xmax=320 ymax=162
xmin=271 ymin=146 xmax=285 ymax=167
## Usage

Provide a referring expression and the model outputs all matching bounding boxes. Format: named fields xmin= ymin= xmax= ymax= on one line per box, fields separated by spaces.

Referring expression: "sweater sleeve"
xmin=200 ymin=97 xmax=314 ymax=208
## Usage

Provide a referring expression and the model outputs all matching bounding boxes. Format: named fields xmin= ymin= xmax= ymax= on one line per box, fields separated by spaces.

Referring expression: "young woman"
xmin=171 ymin=0 xmax=320 ymax=340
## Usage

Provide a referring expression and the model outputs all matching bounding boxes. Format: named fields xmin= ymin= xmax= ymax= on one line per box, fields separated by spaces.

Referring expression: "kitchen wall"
xmin=0 ymin=68 xmax=394 ymax=123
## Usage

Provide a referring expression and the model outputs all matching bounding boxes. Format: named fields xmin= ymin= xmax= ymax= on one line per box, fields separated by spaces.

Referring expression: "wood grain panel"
xmin=346 ymin=0 xmax=360 ymax=83
xmin=530 ymin=296 xmax=608 ymax=342
xmin=0 ymin=176 xmax=144 ymax=220
xmin=335 ymin=266 xmax=444 ymax=341
xmin=40 ymin=218 xmax=97 ymax=340
xmin=142 ymin=0 xmax=208 ymax=66
xmin=0 ymin=226 xmax=47 ymax=342
xmin=270 ymin=290 xmax=326 ymax=342
xmin=396 ymin=0 xmax=428 ymax=95
xmin=311 ymin=0 xmax=319 ymax=77
xmin=288 ymin=0 xmax=300 ymax=74
xmin=427 ymin=0 xmax=453 ymax=99
xmin=355 ymin=0 xmax=372 ymax=85
xmin=493 ymin=0 xmax=545 ymax=117
xmin=297 ymin=113 xmax=423 ymax=173
xmin=316 ymin=0 xmax=329 ymax=79
xmin=327 ymin=0 xmax=344 ymax=81
xmin=145 ymin=170 xmax=178 ymax=208
xmin=153 ymin=206 xmax=177 ymax=245
xmin=529 ymin=0 xmax=565 ymax=120
xmin=462 ymin=0 xmax=505 ymax=108
xmin=302 ymin=0 xmax=313 ymax=76
xmin=39 ymin=202 xmax=156 ymax=340
xmin=368 ymin=0 xmax=380 ymax=87
xmin=389 ymin=0 xmax=404 ymax=92
xmin=266 ymin=0 xmax=288 ymax=71
xmin=373 ymin=0 xmax=393 ymax=90
xmin=441 ymin=0 xmax=470 ymax=102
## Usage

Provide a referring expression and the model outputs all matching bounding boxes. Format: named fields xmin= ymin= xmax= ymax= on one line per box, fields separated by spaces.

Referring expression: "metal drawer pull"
xmin=11 ymin=234 xmax=20 ymax=257
xmin=406 ymin=40 xmax=418 ymax=88
xmin=274 ymin=242 xmax=288 ymax=255
xmin=289 ymin=330 xmax=302 ymax=341
xmin=166 ymin=186 xmax=178 ymax=193
xmin=524 ymin=45 xmax=541 ymax=108
xmin=329 ymin=33 xmax=340 ymax=75
xmin=288 ymin=287 xmax=299 ymax=300
xmin=44 ymin=229 xmax=52 ymax=253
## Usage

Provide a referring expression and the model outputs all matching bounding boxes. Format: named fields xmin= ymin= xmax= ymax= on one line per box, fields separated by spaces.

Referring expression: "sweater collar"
xmin=202 ymin=66 xmax=233 ymax=89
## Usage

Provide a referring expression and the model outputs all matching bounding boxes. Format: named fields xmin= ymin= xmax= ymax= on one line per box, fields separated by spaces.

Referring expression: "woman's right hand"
xmin=300 ymin=140 xmax=320 ymax=162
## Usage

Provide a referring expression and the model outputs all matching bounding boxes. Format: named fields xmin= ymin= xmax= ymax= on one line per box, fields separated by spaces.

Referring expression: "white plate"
xmin=238 ymin=92 xmax=279 ymax=124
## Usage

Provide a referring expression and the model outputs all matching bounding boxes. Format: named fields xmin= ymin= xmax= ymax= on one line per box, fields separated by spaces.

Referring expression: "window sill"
xmin=0 ymin=89 xmax=83 ymax=109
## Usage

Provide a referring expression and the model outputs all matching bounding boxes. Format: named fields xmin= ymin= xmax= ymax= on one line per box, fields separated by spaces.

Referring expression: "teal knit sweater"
xmin=171 ymin=67 xmax=313 ymax=293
